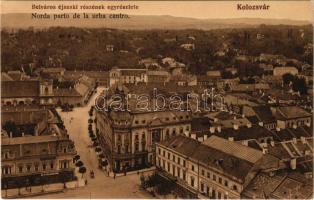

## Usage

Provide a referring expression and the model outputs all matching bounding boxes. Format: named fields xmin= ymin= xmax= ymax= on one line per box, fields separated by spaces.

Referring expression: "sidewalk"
xmin=108 ymin=166 xmax=156 ymax=178
xmin=2 ymin=179 xmax=87 ymax=199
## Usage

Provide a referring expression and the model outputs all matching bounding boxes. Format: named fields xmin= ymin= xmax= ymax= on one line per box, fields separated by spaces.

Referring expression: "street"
xmin=37 ymin=87 xmax=152 ymax=198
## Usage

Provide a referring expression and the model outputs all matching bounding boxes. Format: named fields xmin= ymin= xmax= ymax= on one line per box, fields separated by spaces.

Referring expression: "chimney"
xmin=305 ymin=122 xmax=311 ymax=127
xmin=292 ymin=124 xmax=297 ymax=129
xmin=209 ymin=127 xmax=215 ymax=133
xmin=217 ymin=126 xmax=221 ymax=133
xmin=262 ymin=147 xmax=268 ymax=154
xmin=242 ymin=140 xmax=248 ymax=146
xmin=292 ymin=138 xmax=297 ymax=144
xmin=270 ymin=140 xmax=275 ymax=147
xmin=290 ymin=158 xmax=296 ymax=170
xmin=305 ymin=150 xmax=310 ymax=156
xmin=198 ymin=137 xmax=204 ymax=142
xmin=191 ymin=133 xmax=196 ymax=140
xmin=233 ymin=116 xmax=237 ymax=120
xmin=184 ymin=131 xmax=189 ymax=137
xmin=233 ymin=124 xmax=239 ymax=130
xmin=242 ymin=114 xmax=245 ymax=118
xmin=9 ymin=132 xmax=13 ymax=138
xmin=258 ymin=121 xmax=264 ymax=127
xmin=301 ymin=137 xmax=306 ymax=144
xmin=214 ymin=118 xmax=218 ymax=122
xmin=204 ymin=134 xmax=208 ymax=140
xmin=22 ymin=132 xmax=25 ymax=137
xmin=276 ymin=127 xmax=280 ymax=132
xmin=228 ymin=137 xmax=234 ymax=142
xmin=247 ymin=123 xmax=252 ymax=128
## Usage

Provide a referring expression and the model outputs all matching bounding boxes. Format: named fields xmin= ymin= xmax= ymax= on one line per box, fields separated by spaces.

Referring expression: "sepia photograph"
xmin=1 ymin=0 xmax=313 ymax=199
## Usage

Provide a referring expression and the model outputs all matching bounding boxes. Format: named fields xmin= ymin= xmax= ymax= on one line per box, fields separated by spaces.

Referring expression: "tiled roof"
xmin=273 ymin=106 xmax=311 ymax=120
xmin=203 ymin=135 xmax=263 ymax=163
xmin=1 ymin=72 xmax=13 ymax=81
xmin=191 ymin=117 xmax=211 ymax=132
xmin=159 ymin=135 xmax=200 ymax=157
xmin=1 ymin=81 xmax=40 ymax=98
xmin=252 ymin=105 xmax=276 ymax=123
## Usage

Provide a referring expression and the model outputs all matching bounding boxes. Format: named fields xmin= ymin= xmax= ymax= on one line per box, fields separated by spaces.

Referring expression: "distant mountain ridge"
xmin=1 ymin=13 xmax=311 ymax=30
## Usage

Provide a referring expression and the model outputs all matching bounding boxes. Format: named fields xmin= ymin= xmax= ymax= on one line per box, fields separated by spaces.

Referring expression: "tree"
xmin=95 ymin=147 xmax=102 ymax=152
xmin=76 ymin=160 xmax=84 ymax=167
xmin=282 ymin=73 xmax=295 ymax=85
xmin=292 ymin=77 xmax=307 ymax=95
xmin=78 ymin=166 xmax=86 ymax=178
xmin=73 ymin=155 xmax=80 ymax=162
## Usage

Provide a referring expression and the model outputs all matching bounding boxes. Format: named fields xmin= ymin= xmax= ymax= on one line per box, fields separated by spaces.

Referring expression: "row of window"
xmin=2 ymin=160 xmax=70 ymax=175
xmin=199 ymin=168 xmax=238 ymax=192
xmin=158 ymin=148 xmax=186 ymax=167
xmin=287 ymin=119 xmax=310 ymax=127
xmin=158 ymin=158 xmax=232 ymax=199
xmin=158 ymin=149 xmax=239 ymax=193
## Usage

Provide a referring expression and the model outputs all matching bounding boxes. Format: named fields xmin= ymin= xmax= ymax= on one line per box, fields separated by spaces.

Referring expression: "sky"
xmin=1 ymin=1 xmax=313 ymax=21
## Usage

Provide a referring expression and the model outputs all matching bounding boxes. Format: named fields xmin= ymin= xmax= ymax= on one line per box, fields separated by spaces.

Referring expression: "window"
xmin=186 ymin=126 xmax=190 ymax=131
xmin=180 ymin=127 xmax=183 ymax=133
xmin=172 ymin=129 xmax=176 ymax=136
xmin=142 ymin=134 xmax=145 ymax=139
xmin=42 ymin=163 xmax=47 ymax=171
xmin=142 ymin=120 xmax=146 ymax=124
xmin=158 ymin=148 xmax=161 ymax=155
xmin=213 ymin=174 xmax=216 ymax=181
xmin=135 ymin=135 xmax=139 ymax=140
xmin=167 ymin=162 xmax=170 ymax=172
xmin=172 ymin=155 xmax=175 ymax=162
xmin=163 ymin=150 xmax=165 ymax=157
xmin=191 ymin=165 xmax=195 ymax=171
xmin=224 ymin=180 xmax=228 ymax=187
xmin=135 ymin=144 xmax=139 ymax=152
xmin=218 ymin=192 xmax=222 ymax=199
xmin=178 ymin=157 xmax=181 ymax=164
xmin=233 ymin=185 xmax=237 ymax=191
xmin=201 ymin=183 xmax=204 ymax=191
xmin=219 ymin=177 xmax=222 ymax=184
xmin=172 ymin=165 xmax=175 ymax=176
xmin=63 ymin=148 xmax=67 ymax=153
xmin=168 ymin=152 xmax=170 ymax=159
xmin=2 ymin=166 xmax=11 ymax=175
xmin=35 ymin=164 xmax=39 ymax=172
xmin=117 ymin=145 xmax=121 ymax=154
xmin=50 ymin=162 xmax=54 ymax=169
xmin=183 ymin=160 xmax=186 ymax=167
xmin=18 ymin=166 xmax=23 ymax=173
xmin=135 ymin=120 xmax=139 ymax=124
xmin=207 ymin=172 xmax=210 ymax=178
xmin=183 ymin=171 xmax=186 ymax=181
xmin=26 ymin=165 xmax=31 ymax=172
xmin=177 ymin=167 xmax=180 ymax=178
xmin=3 ymin=152 xmax=9 ymax=159
xmin=142 ymin=143 xmax=145 ymax=151
xmin=201 ymin=169 xmax=205 ymax=176
xmin=191 ymin=176 xmax=195 ymax=187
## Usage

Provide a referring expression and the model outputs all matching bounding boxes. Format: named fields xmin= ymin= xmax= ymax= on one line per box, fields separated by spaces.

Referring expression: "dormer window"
xmin=142 ymin=120 xmax=146 ymax=124
xmin=135 ymin=120 xmax=139 ymax=124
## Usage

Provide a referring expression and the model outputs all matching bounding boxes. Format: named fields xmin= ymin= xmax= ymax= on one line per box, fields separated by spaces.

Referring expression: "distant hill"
xmin=1 ymin=13 xmax=311 ymax=30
